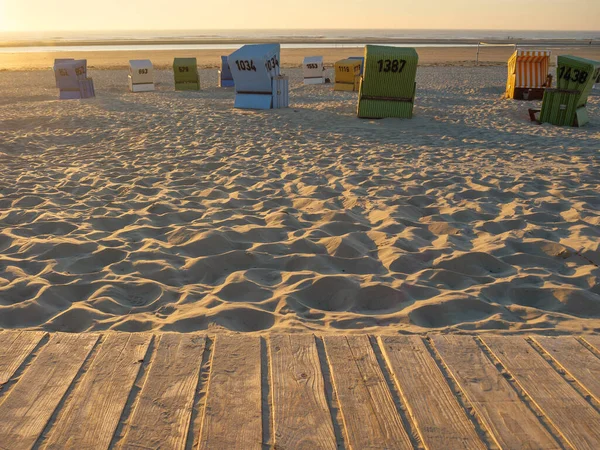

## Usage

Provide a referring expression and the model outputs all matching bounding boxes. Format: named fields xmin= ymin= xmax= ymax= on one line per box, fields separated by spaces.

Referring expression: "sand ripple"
xmin=0 ymin=67 xmax=599 ymax=333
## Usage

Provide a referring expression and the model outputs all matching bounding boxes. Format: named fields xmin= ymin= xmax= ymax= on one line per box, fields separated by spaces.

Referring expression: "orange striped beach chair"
xmin=506 ymin=50 xmax=552 ymax=100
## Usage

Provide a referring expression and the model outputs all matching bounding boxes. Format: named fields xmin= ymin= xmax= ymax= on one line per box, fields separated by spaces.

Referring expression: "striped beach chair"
xmin=506 ymin=50 xmax=552 ymax=100
xmin=357 ymin=45 xmax=418 ymax=119
xmin=530 ymin=55 xmax=600 ymax=127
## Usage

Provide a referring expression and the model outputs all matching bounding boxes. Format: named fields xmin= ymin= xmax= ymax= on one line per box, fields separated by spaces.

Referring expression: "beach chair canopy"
xmin=53 ymin=58 xmax=75 ymax=87
xmin=348 ymin=56 xmax=365 ymax=75
xmin=334 ymin=59 xmax=361 ymax=91
xmin=54 ymin=59 xmax=94 ymax=99
xmin=173 ymin=58 xmax=200 ymax=90
xmin=512 ymin=50 xmax=551 ymax=88
xmin=55 ymin=59 xmax=87 ymax=91
xmin=228 ymin=44 xmax=287 ymax=109
xmin=303 ymin=56 xmax=324 ymax=80
xmin=219 ymin=56 xmax=234 ymax=87
xmin=540 ymin=55 xmax=600 ymax=126
xmin=506 ymin=50 xmax=551 ymax=99
xmin=129 ymin=60 xmax=154 ymax=84
xmin=229 ymin=44 xmax=281 ymax=94
xmin=221 ymin=56 xmax=234 ymax=80
xmin=357 ymin=45 xmax=419 ymax=119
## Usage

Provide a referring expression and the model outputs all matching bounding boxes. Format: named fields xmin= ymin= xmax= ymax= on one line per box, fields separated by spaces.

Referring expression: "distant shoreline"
xmin=1 ymin=37 xmax=599 ymax=50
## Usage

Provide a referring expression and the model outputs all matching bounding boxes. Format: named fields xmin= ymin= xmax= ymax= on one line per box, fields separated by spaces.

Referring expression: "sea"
xmin=1 ymin=29 xmax=599 ymax=53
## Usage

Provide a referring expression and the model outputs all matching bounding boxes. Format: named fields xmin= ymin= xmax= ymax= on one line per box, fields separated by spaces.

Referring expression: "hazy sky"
xmin=1 ymin=0 xmax=599 ymax=32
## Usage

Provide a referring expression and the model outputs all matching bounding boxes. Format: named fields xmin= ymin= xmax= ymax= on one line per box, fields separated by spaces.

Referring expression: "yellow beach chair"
xmin=334 ymin=59 xmax=361 ymax=91
xmin=506 ymin=50 xmax=552 ymax=100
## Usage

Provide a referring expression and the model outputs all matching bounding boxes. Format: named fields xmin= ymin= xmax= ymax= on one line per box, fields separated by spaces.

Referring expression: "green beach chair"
xmin=536 ymin=56 xmax=600 ymax=127
xmin=357 ymin=45 xmax=418 ymax=119
xmin=173 ymin=58 xmax=200 ymax=91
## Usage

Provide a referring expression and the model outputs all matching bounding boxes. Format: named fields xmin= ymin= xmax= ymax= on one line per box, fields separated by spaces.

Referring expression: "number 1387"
xmin=377 ymin=59 xmax=407 ymax=73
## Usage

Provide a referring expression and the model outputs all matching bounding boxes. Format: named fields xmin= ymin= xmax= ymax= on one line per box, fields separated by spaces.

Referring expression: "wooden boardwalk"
xmin=0 ymin=332 xmax=599 ymax=449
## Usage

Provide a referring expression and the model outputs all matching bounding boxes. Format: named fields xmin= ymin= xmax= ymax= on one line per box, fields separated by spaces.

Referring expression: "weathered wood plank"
xmin=198 ymin=334 xmax=262 ymax=450
xmin=324 ymin=335 xmax=412 ymax=450
xmin=44 ymin=333 xmax=152 ymax=450
xmin=270 ymin=334 xmax=336 ymax=450
xmin=534 ymin=336 xmax=600 ymax=404
xmin=582 ymin=335 xmax=600 ymax=354
xmin=483 ymin=335 xmax=600 ymax=450
xmin=119 ymin=334 xmax=205 ymax=450
xmin=0 ymin=333 xmax=98 ymax=450
xmin=432 ymin=335 xmax=559 ymax=450
xmin=381 ymin=336 xmax=485 ymax=450
xmin=0 ymin=331 xmax=45 ymax=385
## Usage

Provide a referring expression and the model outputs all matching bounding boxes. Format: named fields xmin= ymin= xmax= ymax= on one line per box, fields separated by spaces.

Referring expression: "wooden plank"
xmin=0 ymin=331 xmax=45 ymax=385
xmin=432 ymin=335 xmax=559 ymax=450
xmin=0 ymin=333 xmax=98 ymax=449
xmin=534 ymin=336 xmax=600 ymax=404
xmin=323 ymin=335 xmax=412 ymax=450
xmin=198 ymin=334 xmax=262 ymax=450
xmin=483 ymin=335 xmax=600 ymax=450
xmin=45 ymin=333 xmax=151 ymax=450
xmin=270 ymin=334 xmax=336 ymax=450
xmin=582 ymin=335 xmax=600 ymax=354
xmin=381 ymin=336 xmax=485 ymax=450
xmin=119 ymin=334 xmax=205 ymax=450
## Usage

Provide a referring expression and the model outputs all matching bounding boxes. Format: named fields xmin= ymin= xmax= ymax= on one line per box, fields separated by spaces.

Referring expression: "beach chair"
xmin=173 ymin=58 xmax=200 ymax=91
xmin=229 ymin=44 xmax=289 ymax=109
xmin=334 ymin=59 xmax=361 ymax=91
xmin=53 ymin=58 xmax=75 ymax=87
xmin=128 ymin=60 xmax=154 ymax=92
xmin=357 ymin=45 xmax=418 ymax=119
xmin=530 ymin=55 xmax=600 ymax=127
xmin=349 ymin=56 xmax=365 ymax=75
xmin=303 ymin=56 xmax=325 ymax=85
xmin=505 ymin=50 xmax=552 ymax=100
xmin=218 ymin=56 xmax=235 ymax=87
xmin=54 ymin=59 xmax=95 ymax=100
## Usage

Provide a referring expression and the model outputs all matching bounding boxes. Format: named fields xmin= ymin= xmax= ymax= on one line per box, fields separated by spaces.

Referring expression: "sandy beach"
xmin=2 ymin=46 xmax=600 ymax=70
xmin=0 ymin=51 xmax=599 ymax=335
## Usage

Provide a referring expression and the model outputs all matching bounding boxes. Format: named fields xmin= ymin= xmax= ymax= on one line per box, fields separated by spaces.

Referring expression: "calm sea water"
xmin=2 ymin=29 xmax=600 ymax=41
xmin=1 ymin=29 xmax=598 ymax=53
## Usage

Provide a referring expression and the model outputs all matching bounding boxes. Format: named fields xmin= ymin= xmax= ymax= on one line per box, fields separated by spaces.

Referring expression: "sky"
xmin=1 ymin=0 xmax=599 ymax=33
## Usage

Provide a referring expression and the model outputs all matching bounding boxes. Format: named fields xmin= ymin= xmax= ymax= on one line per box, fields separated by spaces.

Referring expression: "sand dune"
xmin=0 ymin=66 xmax=599 ymax=334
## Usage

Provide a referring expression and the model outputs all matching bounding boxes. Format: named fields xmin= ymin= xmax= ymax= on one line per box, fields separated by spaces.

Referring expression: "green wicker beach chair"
xmin=173 ymin=58 xmax=200 ymax=91
xmin=357 ymin=45 xmax=418 ymax=119
xmin=536 ymin=56 xmax=600 ymax=127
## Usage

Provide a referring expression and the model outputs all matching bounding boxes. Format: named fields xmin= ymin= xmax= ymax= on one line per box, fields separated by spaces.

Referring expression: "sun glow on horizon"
xmin=1 ymin=0 xmax=599 ymax=34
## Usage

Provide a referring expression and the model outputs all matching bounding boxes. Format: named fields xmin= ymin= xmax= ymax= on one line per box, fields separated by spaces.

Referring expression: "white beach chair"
xmin=128 ymin=60 xmax=155 ymax=92
xmin=229 ymin=44 xmax=289 ymax=109
xmin=54 ymin=60 xmax=95 ymax=100
xmin=53 ymin=58 xmax=75 ymax=87
xmin=303 ymin=56 xmax=325 ymax=85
